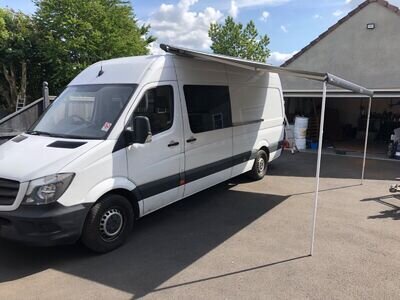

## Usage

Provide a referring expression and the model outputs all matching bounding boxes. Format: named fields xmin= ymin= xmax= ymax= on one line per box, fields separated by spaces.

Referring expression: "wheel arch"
xmin=101 ymin=188 xmax=140 ymax=220
xmin=255 ymin=140 xmax=270 ymax=161
xmin=82 ymin=177 xmax=141 ymax=219
xmin=259 ymin=146 xmax=270 ymax=160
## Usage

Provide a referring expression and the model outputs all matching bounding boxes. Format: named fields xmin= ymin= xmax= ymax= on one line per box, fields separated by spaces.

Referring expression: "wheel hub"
xmin=257 ymin=157 xmax=265 ymax=174
xmin=100 ymin=208 xmax=124 ymax=240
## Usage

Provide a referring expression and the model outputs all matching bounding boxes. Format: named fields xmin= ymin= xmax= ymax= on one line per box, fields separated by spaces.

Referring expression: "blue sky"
xmin=2 ymin=0 xmax=400 ymax=65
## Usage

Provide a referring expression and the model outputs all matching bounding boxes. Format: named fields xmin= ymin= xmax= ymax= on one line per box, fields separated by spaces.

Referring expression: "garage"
xmin=281 ymin=0 xmax=400 ymax=159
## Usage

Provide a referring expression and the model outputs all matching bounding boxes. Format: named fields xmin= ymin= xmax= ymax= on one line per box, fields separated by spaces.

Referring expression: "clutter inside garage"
xmin=284 ymin=97 xmax=400 ymax=159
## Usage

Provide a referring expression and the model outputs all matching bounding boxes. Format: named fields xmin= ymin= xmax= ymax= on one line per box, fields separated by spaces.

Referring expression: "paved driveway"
xmin=0 ymin=152 xmax=399 ymax=299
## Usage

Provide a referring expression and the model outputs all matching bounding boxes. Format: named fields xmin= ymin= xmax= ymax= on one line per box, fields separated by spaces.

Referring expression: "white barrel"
xmin=295 ymin=138 xmax=306 ymax=150
xmin=294 ymin=116 xmax=309 ymax=140
xmin=294 ymin=127 xmax=307 ymax=138
xmin=295 ymin=116 xmax=309 ymax=128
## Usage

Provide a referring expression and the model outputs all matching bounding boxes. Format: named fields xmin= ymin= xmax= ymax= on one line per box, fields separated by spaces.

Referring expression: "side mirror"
xmin=125 ymin=116 xmax=152 ymax=145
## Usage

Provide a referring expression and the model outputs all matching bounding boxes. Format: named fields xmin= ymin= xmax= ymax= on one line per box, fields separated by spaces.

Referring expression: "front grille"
xmin=0 ymin=178 xmax=20 ymax=206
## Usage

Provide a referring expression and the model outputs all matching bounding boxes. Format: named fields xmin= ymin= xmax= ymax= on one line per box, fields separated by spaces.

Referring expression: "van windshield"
xmin=30 ymin=84 xmax=137 ymax=139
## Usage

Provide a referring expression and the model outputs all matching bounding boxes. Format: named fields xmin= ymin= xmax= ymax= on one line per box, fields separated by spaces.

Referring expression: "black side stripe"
xmin=138 ymin=174 xmax=181 ymax=199
xmin=185 ymin=155 xmax=234 ymax=184
xmin=232 ymin=151 xmax=255 ymax=166
xmin=133 ymin=144 xmax=285 ymax=201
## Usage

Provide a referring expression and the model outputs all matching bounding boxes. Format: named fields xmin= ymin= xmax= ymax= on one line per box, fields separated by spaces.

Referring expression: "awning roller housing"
xmin=160 ymin=44 xmax=374 ymax=96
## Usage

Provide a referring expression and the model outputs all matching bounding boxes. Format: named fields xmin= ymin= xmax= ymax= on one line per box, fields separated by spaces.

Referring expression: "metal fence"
xmin=0 ymin=95 xmax=56 ymax=144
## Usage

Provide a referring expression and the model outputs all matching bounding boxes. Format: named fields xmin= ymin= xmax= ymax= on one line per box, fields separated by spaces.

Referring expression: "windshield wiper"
xmin=26 ymin=130 xmax=57 ymax=137
xmin=26 ymin=130 xmax=99 ymax=140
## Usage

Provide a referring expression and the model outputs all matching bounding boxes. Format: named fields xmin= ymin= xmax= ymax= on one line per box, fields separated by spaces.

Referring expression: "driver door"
xmin=125 ymin=82 xmax=184 ymax=215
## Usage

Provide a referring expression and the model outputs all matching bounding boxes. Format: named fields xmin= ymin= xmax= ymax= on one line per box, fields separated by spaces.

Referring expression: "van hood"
xmin=0 ymin=135 xmax=104 ymax=182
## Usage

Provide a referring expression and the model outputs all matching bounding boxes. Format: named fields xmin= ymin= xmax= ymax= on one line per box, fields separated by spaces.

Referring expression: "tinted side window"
xmin=183 ymin=85 xmax=232 ymax=134
xmin=132 ymin=86 xmax=174 ymax=135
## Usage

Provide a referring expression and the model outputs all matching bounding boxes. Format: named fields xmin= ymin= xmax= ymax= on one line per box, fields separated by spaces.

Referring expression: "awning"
xmin=284 ymin=89 xmax=400 ymax=99
xmin=160 ymin=44 xmax=374 ymax=97
xmin=161 ymin=44 xmax=374 ymax=257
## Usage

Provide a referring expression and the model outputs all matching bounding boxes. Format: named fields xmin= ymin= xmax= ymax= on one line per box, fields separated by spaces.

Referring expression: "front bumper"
xmin=0 ymin=203 xmax=91 ymax=246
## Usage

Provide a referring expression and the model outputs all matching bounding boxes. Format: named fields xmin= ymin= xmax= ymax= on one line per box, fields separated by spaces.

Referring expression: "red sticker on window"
xmin=101 ymin=122 xmax=112 ymax=132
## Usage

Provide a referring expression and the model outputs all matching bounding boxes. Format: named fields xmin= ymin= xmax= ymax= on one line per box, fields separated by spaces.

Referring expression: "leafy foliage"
xmin=34 ymin=0 xmax=155 ymax=93
xmin=0 ymin=9 xmax=37 ymax=111
xmin=209 ymin=16 xmax=270 ymax=62
xmin=0 ymin=10 xmax=8 ymax=41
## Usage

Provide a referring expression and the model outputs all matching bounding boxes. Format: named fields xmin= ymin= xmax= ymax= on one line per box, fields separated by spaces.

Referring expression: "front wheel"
xmin=81 ymin=194 xmax=134 ymax=253
xmin=248 ymin=150 xmax=268 ymax=180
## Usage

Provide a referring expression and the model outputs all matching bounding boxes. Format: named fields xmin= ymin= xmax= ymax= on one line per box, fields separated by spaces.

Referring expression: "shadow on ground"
xmin=269 ymin=152 xmax=400 ymax=181
xmin=0 ymin=177 xmax=289 ymax=298
xmin=361 ymin=194 xmax=400 ymax=220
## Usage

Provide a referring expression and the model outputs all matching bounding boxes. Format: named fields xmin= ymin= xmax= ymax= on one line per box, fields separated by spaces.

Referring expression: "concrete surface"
xmin=0 ymin=152 xmax=399 ymax=299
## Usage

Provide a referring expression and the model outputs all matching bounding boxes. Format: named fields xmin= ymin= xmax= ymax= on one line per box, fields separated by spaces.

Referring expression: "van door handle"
xmin=168 ymin=141 xmax=180 ymax=147
xmin=186 ymin=137 xmax=197 ymax=143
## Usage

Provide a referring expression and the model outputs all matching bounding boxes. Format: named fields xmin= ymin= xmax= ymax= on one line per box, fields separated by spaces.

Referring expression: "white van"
xmin=0 ymin=51 xmax=285 ymax=252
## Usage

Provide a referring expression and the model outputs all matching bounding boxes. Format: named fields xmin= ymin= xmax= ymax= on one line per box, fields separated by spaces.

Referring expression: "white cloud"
xmin=280 ymin=25 xmax=288 ymax=33
xmin=345 ymin=0 xmax=352 ymax=4
xmin=148 ymin=42 xmax=165 ymax=55
xmin=260 ymin=11 xmax=270 ymax=22
xmin=147 ymin=0 xmax=223 ymax=54
xmin=229 ymin=0 xmax=239 ymax=18
xmin=236 ymin=0 xmax=290 ymax=8
xmin=178 ymin=0 xmax=198 ymax=10
xmin=268 ymin=50 xmax=298 ymax=66
xmin=313 ymin=14 xmax=322 ymax=19
xmin=333 ymin=10 xmax=344 ymax=17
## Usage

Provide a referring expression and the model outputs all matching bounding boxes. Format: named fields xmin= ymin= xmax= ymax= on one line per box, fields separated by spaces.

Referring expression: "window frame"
xmin=129 ymin=84 xmax=175 ymax=136
xmin=183 ymin=84 xmax=233 ymax=134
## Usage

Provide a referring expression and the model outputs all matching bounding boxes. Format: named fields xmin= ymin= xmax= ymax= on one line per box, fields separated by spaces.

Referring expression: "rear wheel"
xmin=81 ymin=194 xmax=134 ymax=253
xmin=248 ymin=149 xmax=268 ymax=180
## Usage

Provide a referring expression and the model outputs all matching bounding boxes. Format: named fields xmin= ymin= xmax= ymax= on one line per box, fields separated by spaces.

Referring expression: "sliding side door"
xmin=181 ymin=85 xmax=233 ymax=197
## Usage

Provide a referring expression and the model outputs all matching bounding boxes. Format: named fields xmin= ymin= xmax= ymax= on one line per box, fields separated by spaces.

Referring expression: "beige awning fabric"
xmin=160 ymin=44 xmax=374 ymax=97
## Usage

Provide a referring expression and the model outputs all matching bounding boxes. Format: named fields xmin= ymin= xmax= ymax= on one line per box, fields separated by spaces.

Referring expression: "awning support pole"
xmin=361 ymin=97 xmax=372 ymax=184
xmin=310 ymin=81 xmax=327 ymax=257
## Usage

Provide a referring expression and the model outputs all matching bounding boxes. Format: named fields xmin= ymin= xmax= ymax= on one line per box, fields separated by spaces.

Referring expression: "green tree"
xmin=0 ymin=9 xmax=36 ymax=111
xmin=209 ymin=16 xmax=270 ymax=62
xmin=0 ymin=10 xmax=8 ymax=40
xmin=34 ymin=0 xmax=155 ymax=93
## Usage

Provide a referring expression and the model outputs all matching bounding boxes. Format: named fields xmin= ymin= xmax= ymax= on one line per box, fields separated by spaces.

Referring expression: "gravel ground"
xmin=0 ymin=152 xmax=399 ymax=300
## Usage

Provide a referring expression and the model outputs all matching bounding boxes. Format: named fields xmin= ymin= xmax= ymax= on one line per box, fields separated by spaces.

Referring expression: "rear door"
xmin=180 ymin=85 xmax=233 ymax=197
xmin=126 ymin=82 xmax=184 ymax=214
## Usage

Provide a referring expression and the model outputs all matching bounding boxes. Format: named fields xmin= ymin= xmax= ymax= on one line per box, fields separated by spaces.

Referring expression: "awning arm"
xmin=310 ymin=81 xmax=327 ymax=256
xmin=361 ymin=97 xmax=373 ymax=183
xmin=310 ymin=88 xmax=373 ymax=257
xmin=326 ymin=74 xmax=374 ymax=96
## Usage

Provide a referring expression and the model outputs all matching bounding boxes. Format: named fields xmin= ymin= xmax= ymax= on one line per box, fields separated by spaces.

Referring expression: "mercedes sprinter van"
xmin=0 ymin=52 xmax=285 ymax=252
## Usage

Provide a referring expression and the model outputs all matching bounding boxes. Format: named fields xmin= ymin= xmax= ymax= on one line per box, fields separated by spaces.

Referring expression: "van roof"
xmin=69 ymin=55 xmax=173 ymax=86
xmin=68 ymin=52 xmax=282 ymax=90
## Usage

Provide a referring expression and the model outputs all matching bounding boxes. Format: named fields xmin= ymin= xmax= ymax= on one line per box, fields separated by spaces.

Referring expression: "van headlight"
xmin=22 ymin=173 xmax=75 ymax=205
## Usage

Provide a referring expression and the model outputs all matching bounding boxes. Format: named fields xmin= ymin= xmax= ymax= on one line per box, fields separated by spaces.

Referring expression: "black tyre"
xmin=248 ymin=150 xmax=268 ymax=180
xmin=81 ymin=194 xmax=134 ymax=253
